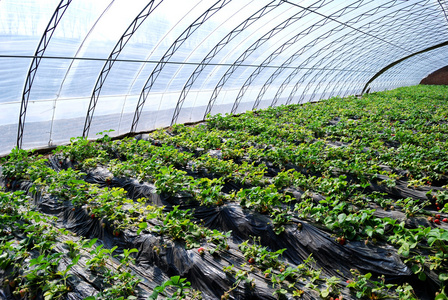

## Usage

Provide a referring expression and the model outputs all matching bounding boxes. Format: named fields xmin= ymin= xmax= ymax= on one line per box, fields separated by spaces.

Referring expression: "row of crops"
xmin=1 ymin=85 xmax=448 ymax=299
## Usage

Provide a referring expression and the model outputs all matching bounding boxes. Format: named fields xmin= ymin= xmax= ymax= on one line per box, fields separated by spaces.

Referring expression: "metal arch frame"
xmin=201 ymin=0 xmax=331 ymax=119
xmin=267 ymin=0 xmax=411 ymax=108
xmin=255 ymin=5 xmax=373 ymax=109
xmin=305 ymin=5 xmax=443 ymax=103
xmin=336 ymin=19 xmax=447 ymax=99
xmin=369 ymin=46 xmax=448 ymax=91
xmin=17 ymin=0 xmax=72 ymax=149
xmin=437 ymin=0 xmax=448 ymax=26
xmin=290 ymin=0 xmax=433 ymax=104
xmin=233 ymin=0 xmax=372 ymax=114
xmin=316 ymin=8 xmax=438 ymax=99
xmin=82 ymin=0 xmax=163 ymax=138
xmin=361 ymin=40 xmax=448 ymax=95
xmin=261 ymin=25 xmax=358 ymax=107
xmin=312 ymin=2 xmax=445 ymax=100
xmin=234 ymin=17 xmax=331 ymax=113
xmin=169 ymin=0 xmax=283 ymax=126
xmin=48 ymin=0 xmax=115 ymax=146
xmin=282 ymin=0 xmax=439 ymax=106
xmin=321 ymin=11 xmax=445 ymax=100
xmin=369 ymin=57 xmax=425 ymax=91
xmin=130 ymin=0 xmax=232 ymax=133
xmin=239 ymin=0 xmax=383 ymax=113
xmin=328 ymin=20 xmax=446 ymax=98
xmin=384 ymin=45 xmax=448 ymax=88
xmin=381 ymin=60 xmax=427 ymax=88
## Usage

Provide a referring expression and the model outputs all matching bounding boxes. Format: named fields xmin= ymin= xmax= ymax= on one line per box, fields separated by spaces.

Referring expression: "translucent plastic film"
xmin=0 ymin=0 xmax=447 ymax=155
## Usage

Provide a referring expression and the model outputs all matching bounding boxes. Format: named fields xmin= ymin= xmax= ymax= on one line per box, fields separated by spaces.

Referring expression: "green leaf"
xmin=138 ymin=222 xmax=148 ymax=229
xmin=137 ymin=222 xmax=148 ymax=234
xmin=399 ymin=243 xmax=410 ymax=257
xmin=435 ymin=293 xmax=448 ymax=300
xmin=85 ymin=238 xmax=98 ymax=248
xmin=338 ymin=213 xmax=347 ymax=223
xmin=411 ymin=264 xmax=421 ymax=274
xmin=44 ymin=291 xmax=54 ymax=300
xmin=418 ymin=272 xmax=426 ymax=281
xmin=321 ymin=289 xmax=330 ymax=298
xmin=170 ymin=275 xmax=181 ymax=285
xmin=439 ymin=273 xmax=448 ymax=282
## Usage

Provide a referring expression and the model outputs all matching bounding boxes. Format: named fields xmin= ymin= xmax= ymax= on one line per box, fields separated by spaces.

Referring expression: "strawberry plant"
xmin=154 ymin=165 xmax=193 ymax=195
xmin=150 ymin=275 xmax=202 ymax=300
xmin=346 ymin=269 xmax=408 ymax=299
xmin=86 ymin=244 xmax=118 ymax=271
xmin=190 ymin=177 xmax=225 ymax=206
xmin=1 ymin=147 xmax=34 ymax=181
xmin=238 ymin=237 xmax=286 ymax=270
xmin=236 ymin=185 xmax=290 ymax=213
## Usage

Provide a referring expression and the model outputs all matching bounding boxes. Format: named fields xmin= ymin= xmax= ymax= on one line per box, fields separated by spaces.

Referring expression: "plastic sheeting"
xmin=1 ymin=154 xmax=425 ymax=299
xmin=1 ymin=0 xmax=448 ymax=155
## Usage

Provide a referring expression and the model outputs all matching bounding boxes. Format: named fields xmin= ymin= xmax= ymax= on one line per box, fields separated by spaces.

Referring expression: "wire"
xmin=0 ymin=54 xmax=374 ymax=73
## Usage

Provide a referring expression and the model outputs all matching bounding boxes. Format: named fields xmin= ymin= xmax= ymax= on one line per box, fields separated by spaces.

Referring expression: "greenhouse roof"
xmin=1 ymin=0 xmax=447 ymax=155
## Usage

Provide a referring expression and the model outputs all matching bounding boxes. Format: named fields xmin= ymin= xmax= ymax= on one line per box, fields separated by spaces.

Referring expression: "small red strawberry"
xmin=198 ymin=247 xmax=205 ymax=255
xmin=437 ymin=207 xmax=441 ymax=211
xmin=434 ymin=219 xmax=441 ymax=225
xmin=19 ymin=288 xmax=28 ymax=297
xmin=248 ymin=257 xmax=255 ymax=264
xmin=113 ymin=231 xmax=120 ymax=237
xmin=279 ymin=267 xmax=285 ymax=272
xmin=337 ymin=236 xmax=346 ymax=245
xmin=91 ymin=214 xmax=95 ymax=219
xmin=436 ymin=214 xmax=441 ymax=219
xmin=428 ymin=216 xmax=434 ymax=222
xmin=443 ymin=218 xmax=448 ymax=223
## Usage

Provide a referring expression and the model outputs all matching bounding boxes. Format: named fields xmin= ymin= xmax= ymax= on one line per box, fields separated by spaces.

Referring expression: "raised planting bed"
xmin=1 ymin=84 xmax=448 ymax=299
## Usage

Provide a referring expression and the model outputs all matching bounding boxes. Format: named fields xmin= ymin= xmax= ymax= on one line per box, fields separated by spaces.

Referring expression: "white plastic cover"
xmin=0 ymin=0 xmax=447 ymax=155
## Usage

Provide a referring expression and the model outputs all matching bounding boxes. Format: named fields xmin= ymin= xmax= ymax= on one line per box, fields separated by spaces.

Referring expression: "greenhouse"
xmin=1 ymin=0 xmax=448 ymax=299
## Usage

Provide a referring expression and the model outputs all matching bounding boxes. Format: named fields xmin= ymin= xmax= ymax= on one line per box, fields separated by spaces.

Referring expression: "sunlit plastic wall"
xmin=1 ymin=0 xmax=447 ymax=155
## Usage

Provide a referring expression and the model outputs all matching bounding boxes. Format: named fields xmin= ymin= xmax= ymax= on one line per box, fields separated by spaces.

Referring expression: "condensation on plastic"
xmin=0 ymin=0 xmax=448 ymax=155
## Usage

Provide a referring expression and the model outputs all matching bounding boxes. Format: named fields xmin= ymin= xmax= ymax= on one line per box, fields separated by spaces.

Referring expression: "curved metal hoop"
xmin=237 ymin=0 xmax=371 ymax=113
xmin=170 ymin=0 xmax=282 ymax=125
xmin=202 ymin=0 xmax=333 ymax=119
xmin=273 ymin=1 xmax=435 ymax=107
xmin=17 ymin=0 xmax=72 ymax=149
xmin=82 ymin=0 xmax=163 ymax=138
xmin=303 ymin=4 xmax=443 ymax=103
xmin=130 ymin=0 xmax=232 ymax=133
